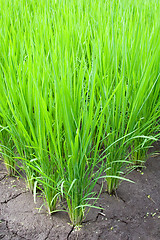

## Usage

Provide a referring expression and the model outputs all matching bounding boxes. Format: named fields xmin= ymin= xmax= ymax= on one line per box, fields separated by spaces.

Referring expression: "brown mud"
xmin=0 ymin=143 xmax=160 ymax=240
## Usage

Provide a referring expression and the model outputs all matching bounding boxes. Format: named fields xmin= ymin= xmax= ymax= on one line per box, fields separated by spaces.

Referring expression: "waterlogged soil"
xmin=0 ymin=143 xmax=160 ymax=240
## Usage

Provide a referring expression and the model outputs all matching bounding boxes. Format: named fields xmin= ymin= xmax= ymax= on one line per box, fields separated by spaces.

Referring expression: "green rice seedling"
xmin=0 ymin=125 xmax=15 ymax=176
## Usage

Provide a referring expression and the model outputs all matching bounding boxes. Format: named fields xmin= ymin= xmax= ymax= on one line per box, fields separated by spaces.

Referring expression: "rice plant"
xmin=0 ymin=0 xmax=160 ymax=225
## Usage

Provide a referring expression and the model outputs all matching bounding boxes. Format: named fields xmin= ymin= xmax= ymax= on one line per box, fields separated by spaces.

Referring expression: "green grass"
xmin=0 ymin=0 xmax=160 ymax=225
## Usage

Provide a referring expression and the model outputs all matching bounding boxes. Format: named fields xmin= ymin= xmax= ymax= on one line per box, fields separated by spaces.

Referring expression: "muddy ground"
xmin=0 ymin=143 xmax=160 ymax=240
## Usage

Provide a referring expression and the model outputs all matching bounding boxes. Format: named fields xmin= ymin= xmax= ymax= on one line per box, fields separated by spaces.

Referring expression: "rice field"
xmin=0 ymin=0 xmax=160 ymax=226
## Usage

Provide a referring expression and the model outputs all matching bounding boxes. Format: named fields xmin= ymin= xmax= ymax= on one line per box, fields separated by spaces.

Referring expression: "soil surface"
xmin=0 ymin=143 xmax=160 ymax=240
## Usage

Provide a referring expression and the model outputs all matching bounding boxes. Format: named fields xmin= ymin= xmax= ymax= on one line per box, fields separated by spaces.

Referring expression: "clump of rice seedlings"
xmin=0 ymin=0 xmax=160 ymax=225
xmin=92 ymin=0 xmax=160 ymax=193
xmin=53 ymin=63 xmax=105 ymax=225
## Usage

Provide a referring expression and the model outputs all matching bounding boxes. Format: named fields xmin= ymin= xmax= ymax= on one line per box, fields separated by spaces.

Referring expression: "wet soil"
xmin=0 ymin=143 xmax=160 ymax=240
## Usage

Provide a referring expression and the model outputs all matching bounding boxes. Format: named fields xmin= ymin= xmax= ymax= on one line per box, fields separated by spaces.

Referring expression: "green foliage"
xmin=0 ymin=0 xmax=160 ymax=225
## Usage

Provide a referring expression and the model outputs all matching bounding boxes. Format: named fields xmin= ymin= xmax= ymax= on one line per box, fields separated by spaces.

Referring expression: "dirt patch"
xmin=0 ymin=145 xmax=160 ymax=240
